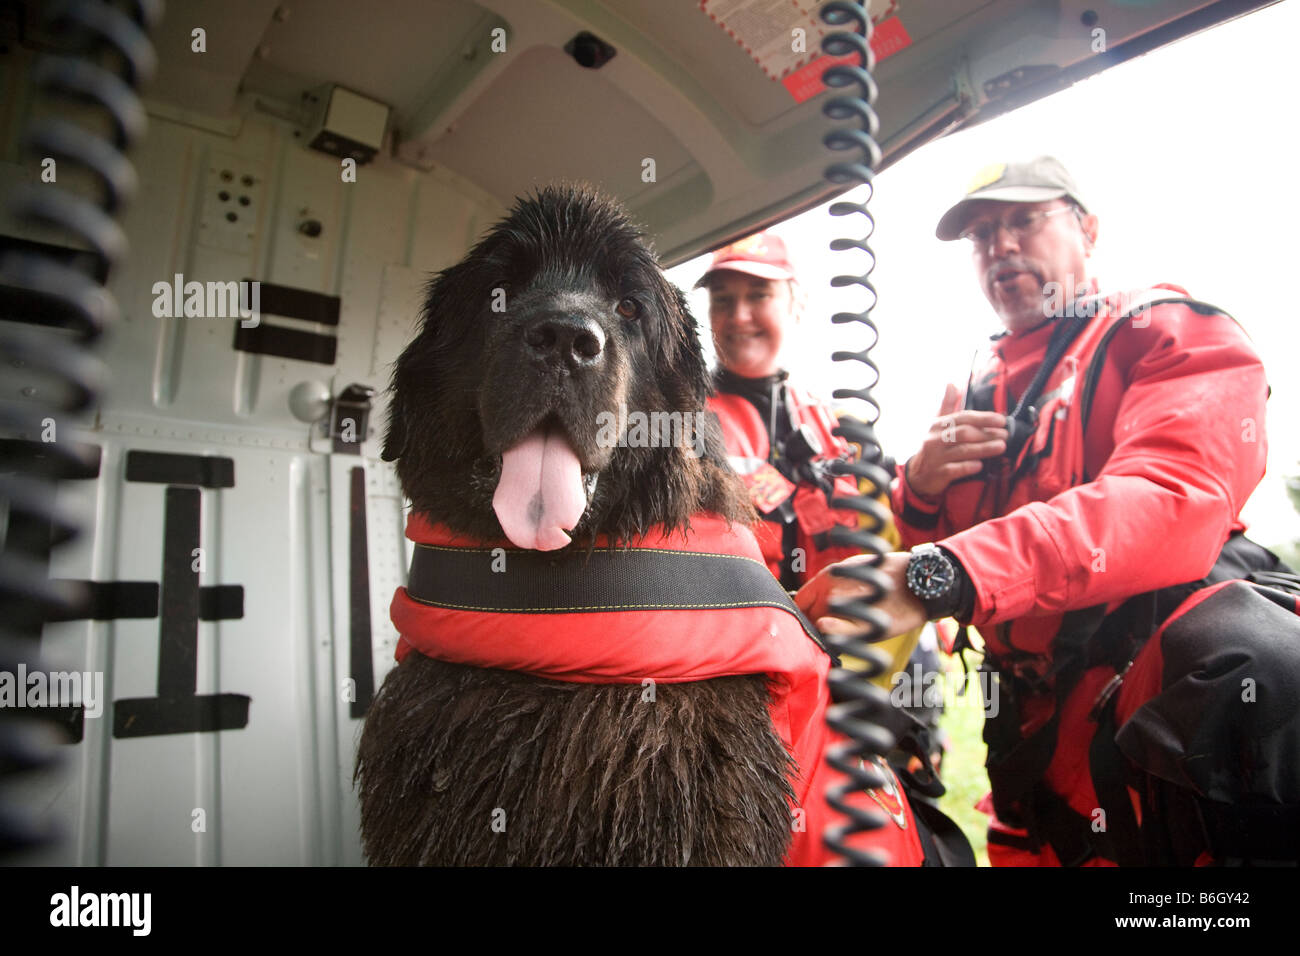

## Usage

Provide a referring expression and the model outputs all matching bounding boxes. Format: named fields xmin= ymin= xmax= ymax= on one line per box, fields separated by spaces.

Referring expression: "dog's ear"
xmin=381 ymin=316 xmax=423 ymax=463
xmin=382 ymin=272 xmax=452 ymax=463
xmin=380 ymin=366 xmax=409 ymax=463
xmin=665 ymin=282 xmax=712 ymax=408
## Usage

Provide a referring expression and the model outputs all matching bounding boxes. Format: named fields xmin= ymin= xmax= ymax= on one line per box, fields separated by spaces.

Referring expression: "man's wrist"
xmin=904 ymin=544 xmax=975 ymax=621
xmin=936 ymin=545 xmax=975 ymax=622
xmin=904 ymin=458 xmax=943 ymax=505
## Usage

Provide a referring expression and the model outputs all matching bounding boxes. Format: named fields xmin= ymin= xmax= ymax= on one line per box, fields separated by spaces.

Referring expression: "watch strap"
xmin=935 ymin=545 xmax=974 ymax=622
xmin=908 ymin=545 xmax=974 ymax=622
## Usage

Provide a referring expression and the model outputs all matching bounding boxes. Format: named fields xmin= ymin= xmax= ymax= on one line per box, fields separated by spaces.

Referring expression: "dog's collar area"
xmin=399 ymin=514 xmax=832 ymax=657
xmin=405 ymin=537 xmax=827 ymax=652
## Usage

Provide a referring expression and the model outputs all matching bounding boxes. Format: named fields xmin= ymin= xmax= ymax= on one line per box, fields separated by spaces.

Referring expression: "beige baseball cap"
xmin=936 ymin=156 xmax=1089 ymax=241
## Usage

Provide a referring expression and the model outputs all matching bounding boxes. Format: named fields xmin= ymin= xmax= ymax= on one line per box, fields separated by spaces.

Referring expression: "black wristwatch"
xmin=905 ymin=544 xmax=972 ymax=621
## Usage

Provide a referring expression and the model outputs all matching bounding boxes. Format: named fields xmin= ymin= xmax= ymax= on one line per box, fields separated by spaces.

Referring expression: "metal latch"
xmin=330 ymin=383 xmax=375 ymax=454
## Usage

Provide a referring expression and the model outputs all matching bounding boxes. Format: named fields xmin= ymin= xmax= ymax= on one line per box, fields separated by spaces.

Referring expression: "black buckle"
xmin=1004 ymin=405 xmax=1039 ymax=464
xmin=1001 ymin=654 xmax=1052 ymax=696
xmin=330 ymin=383 xmax=375 ymax=455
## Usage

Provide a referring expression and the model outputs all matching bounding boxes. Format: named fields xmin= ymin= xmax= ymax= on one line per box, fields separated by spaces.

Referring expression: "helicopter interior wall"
xmin=2 ymin=30 xmax=508 ymax=858
xmin=0 ymin=0 xmax=1273 ymax=865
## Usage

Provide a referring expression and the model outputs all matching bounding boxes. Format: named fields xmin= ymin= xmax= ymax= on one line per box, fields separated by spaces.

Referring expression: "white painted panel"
xmin=14 ymin=91 xmax=499 ymax=865
xmin=371 ymin=263 xmax=425 ymax=382
xmin=265 ymin=140 xmax=347 ymax=294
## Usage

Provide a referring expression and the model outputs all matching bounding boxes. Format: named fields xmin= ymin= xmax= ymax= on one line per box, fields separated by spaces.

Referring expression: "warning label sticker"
xmin=782 ymin=16 xmax=912 ymax=103
xmin=701 ymin=0 xmax=911 ymax=102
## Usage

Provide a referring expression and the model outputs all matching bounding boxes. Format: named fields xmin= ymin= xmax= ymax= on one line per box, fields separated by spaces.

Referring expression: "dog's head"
xmin=383 ymin=184 xmax=752 ymax=548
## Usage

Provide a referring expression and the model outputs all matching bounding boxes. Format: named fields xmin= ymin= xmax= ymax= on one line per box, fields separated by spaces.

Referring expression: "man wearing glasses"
xmin=798 ymin=156 xmax=1300 ymax=865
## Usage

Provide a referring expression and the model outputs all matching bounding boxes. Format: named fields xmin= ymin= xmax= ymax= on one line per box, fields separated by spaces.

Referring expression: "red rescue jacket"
xmin=390 ymin=511 xmax=925 ymax=866
xmin=892 ymin=284 xmax=1272 ymax=865
xmin=892 ymin=284 xmax=1267 ymax=661
xmin=707 ymin=384 xmax=862 ymax=586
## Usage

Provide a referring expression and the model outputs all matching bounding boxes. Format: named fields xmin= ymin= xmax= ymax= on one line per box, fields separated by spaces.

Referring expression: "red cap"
xmin=694 ymin=232 xmax=796 ymax=288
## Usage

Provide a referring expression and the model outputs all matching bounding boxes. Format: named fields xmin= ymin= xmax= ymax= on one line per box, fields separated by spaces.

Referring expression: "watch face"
xmin=907 ymin=550 xmax=955 ymax=600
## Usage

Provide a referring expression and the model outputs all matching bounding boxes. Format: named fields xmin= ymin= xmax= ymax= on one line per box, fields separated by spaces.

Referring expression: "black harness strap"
xmin=985 ymin=600 xmax=1143 ymax=864
xmin=1088 ymin=695 xmax=1145 ymax=867
xmin=405 ymin=541 xmax=835 ymax=660
xmin=909 ymin=796 xmax=978 ymax=867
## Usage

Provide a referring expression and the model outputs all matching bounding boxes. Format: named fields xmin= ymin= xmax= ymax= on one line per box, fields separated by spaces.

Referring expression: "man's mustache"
xmin=983 ymin=257 xmax=1043 ymax=287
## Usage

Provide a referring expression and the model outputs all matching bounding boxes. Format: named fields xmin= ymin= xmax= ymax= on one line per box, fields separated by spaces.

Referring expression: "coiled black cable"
xmin=817 ymin=1 xmax=899 ymax=866
xmin=0 ymin=0 xmax=162 ymax=859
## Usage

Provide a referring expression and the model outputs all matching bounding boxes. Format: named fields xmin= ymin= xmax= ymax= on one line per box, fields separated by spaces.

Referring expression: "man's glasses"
xmin=961 ymin=205 xmax=1078 ymax=248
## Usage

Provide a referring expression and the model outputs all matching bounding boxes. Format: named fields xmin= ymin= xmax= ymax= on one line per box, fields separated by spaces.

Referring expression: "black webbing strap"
xmin=1009 ymin=311 xmax=1091 ymax=424
xmin=908 ymin=797 xmax=978 ymax=867
xmin=985 ymin=604 xmax=1108 ymax=822
xmin=990 ymin=311 xmax=1092 ymax=514
xmin=1025 ymin=787 xmax=1100 ymax=866
xmin=984 ymin=603 xmax=1120 ymax=862
xmin=1088 ymin=696 xmax=1145 ymax=867
xmin=406 ymin=542 xmax=834 ymax=659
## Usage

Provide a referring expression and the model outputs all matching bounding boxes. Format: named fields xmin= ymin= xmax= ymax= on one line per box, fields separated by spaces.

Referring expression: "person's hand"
xmin=903 ymin=384 xmax=1009 ymax=501
xmin=795 ymin=552 xmax=927 ymax=642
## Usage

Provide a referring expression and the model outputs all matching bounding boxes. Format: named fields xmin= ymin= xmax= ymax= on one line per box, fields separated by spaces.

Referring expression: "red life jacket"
xmin=893 ymin=285 xmax=1267 ymax=663
xmin=390 ymin=511 xmax=925 ymax=866
xmin=893 ymin=284 xmax=1297 ymax=864
xmin=707 ymin=386 xmax=862 ymax=585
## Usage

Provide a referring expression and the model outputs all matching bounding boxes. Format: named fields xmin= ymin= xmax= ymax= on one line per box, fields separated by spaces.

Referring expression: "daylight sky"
xmin=666 ymin=0 xmax=1300 ymax=551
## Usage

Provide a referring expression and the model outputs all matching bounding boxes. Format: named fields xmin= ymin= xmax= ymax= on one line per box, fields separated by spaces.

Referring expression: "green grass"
xmin=935 ymin=645 xmax=991 ymax=867
xmin=1270 ymin=539 xmax=1299 ymax=571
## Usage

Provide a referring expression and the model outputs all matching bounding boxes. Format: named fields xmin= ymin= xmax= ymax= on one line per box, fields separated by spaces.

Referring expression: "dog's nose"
xmin=523 ymin=314 xmax=605 ymax=370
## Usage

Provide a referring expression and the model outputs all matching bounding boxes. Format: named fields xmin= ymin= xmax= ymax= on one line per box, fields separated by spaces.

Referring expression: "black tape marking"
xmin=41 ymin=580 xmax=157 ymax=742
xmin=44 ymin=705 xmax=87 ymax=745
xmin=114 ymin=694 xmax=250 ymax=738
xmin=245 ymin=278 xmax=341 ymax=326
xmin=348 ymin=466 xmax=375 ymax=718
xmin=233 ymin=323 xmax=338 ymax=365
xmin=159 ymin=486 xmax=200 ymax=698
xmin=45 ymin=581 xmax=158 ymax=621
xmin=111 ymin=485 xmax=250 ymax=737
xmin=125 ymin=451 xmax=234 ymax=488
xmin=199 ymin=585 xmax=244 ymax=621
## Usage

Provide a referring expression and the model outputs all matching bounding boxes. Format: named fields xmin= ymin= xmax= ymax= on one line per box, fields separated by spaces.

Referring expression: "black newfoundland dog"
xmin=356 ymin=185 xmax=806 ymax=866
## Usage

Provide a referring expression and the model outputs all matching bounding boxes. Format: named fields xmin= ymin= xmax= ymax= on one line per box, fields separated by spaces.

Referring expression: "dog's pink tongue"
xmin=493 ymin=426 xmax=587 ymax=551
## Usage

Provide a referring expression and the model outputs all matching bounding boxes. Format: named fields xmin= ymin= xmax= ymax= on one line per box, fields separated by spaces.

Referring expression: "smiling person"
xmin=797 ymin=156 xmax=1300 ymax=866
xmin=701 ymin=233 xmax=955 ymax=785
xmin=697 ymin=233 xmax=866 ymax=591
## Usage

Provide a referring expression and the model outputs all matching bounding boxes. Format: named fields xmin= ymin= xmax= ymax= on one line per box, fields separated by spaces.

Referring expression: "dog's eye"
xmin=615 ymin=297 xmax=640 ymax=319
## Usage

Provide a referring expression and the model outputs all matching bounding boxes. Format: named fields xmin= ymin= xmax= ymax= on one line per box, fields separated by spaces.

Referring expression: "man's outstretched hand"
xmin=795 ymin=552 xmax=928 ymax=641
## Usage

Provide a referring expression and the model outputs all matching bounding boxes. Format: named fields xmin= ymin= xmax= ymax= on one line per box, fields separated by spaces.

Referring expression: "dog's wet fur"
xmin=357 ymin=185 xmax=797 ymax=865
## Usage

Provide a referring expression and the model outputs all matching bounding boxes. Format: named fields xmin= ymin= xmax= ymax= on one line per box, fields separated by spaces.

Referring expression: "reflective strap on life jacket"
xmin=404 ymin=535 xmax=831 ymax=656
